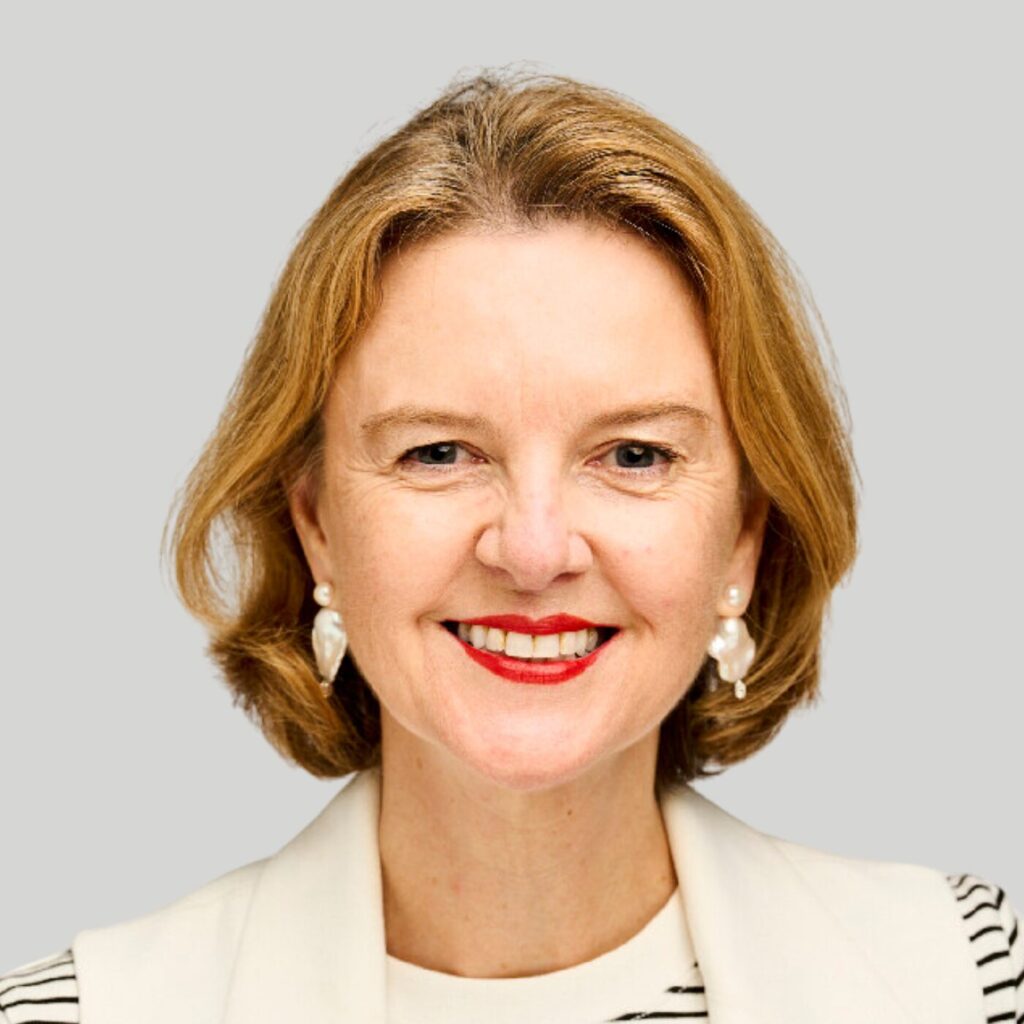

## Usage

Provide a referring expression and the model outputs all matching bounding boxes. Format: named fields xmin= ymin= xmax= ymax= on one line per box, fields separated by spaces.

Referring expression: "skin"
xmin=288 ymin=219 xmax=769 ymax=978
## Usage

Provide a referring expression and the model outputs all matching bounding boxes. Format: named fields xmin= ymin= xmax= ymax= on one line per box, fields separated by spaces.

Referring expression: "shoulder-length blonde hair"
xmin=165 ymin=68 xmax=858 ymax=791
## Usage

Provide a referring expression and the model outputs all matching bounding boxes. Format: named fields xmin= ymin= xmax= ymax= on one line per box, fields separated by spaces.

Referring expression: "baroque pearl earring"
xmin=312 ymin=582 xmax=348 ymax=698
xmin=707 ymin=585 xmax=756 ymax=699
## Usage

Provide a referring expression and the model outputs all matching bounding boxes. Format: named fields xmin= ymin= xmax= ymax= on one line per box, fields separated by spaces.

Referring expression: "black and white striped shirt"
xmin=1 ymin=873 xmax=1020 ymax=1022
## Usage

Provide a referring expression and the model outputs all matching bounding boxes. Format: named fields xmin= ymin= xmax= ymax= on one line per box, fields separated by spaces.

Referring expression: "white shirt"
xmin=386 ymin=882 xmax=706 ymax=1024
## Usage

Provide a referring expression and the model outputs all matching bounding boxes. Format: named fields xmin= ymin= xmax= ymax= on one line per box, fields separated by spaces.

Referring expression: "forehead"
xmin=329 ymin=221 xmax=723 ymax=434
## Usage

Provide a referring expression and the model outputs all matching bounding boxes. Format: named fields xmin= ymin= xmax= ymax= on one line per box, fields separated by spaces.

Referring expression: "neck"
xmin=377 ymin=712 xmax=677 ymax=979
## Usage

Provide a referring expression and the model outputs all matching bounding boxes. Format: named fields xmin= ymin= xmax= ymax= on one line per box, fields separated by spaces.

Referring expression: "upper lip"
xmin=452 ymin=614 xmax=613 ymax=634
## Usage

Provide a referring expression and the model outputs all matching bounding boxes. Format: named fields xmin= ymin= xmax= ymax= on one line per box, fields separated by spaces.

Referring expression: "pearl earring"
xmin=707 ymin=585 xmax=755 ymax=700
xmin=312 ymin=582 xmax=347 ymax=698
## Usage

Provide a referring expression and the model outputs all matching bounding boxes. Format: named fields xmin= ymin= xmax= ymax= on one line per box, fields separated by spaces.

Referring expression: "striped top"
xmin=0 ymin=950 xmax=78 ymax=1024
xmin=1 ymin=873 xmax=1020 ymax=1022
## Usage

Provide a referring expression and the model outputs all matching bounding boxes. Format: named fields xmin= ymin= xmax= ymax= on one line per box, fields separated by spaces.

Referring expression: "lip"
xmin=455 ymin=614 xmax=612 ymax=634
xmin=440 ymin=620 xmax=620 ymax=685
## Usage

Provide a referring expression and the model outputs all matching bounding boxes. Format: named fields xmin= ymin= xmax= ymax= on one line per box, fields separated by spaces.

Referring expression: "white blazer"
xmin=71 ymin=765 xmax=984 ymax=1022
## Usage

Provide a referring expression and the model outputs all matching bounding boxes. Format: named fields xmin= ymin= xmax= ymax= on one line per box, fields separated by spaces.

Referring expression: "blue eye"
xmin=608 ymin=443 xmax=680 ymax=472
xmin=400 ymin=443 xmax=467 ymax=469
xmin=397 ymin=440 xmax=473 ymax=471
xmin=610 ymin=444 xmax=659 ymax=468
xmin=399 ymin=438 xmax=679 ymax=473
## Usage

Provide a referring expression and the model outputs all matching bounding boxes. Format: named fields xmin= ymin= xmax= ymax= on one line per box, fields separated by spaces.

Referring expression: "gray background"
xmin=2 ymin=2 xmax=1021 ymax=972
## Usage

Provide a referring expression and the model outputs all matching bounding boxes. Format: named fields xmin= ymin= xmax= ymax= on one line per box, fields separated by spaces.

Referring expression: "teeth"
xmin=454 ymin=623 xmax=603 ymax=660
xmin=533 ymin=633 xmax=561 ymax=658
xmin=505 ymin=631 xmax=535 ymax=658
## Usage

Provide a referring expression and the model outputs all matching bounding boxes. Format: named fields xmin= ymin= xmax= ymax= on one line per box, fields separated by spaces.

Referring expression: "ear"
xmin=717 ymin=484 xmax=770 ymax=617
xmin=285 ymin=469 xmax=334 ymax=586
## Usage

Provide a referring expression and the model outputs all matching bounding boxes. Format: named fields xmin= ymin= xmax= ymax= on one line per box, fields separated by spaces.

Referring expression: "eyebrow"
xmin=359 ymin=400 xmax=712 ymax=443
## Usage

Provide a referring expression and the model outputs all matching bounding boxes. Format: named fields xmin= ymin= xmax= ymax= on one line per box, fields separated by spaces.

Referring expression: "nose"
xmin=474 ymin=455 xmax=593 ymax=592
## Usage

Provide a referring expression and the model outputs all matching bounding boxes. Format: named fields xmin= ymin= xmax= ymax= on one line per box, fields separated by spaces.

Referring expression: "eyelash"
xmin=397 ymin=441 xmax=683 ymax=477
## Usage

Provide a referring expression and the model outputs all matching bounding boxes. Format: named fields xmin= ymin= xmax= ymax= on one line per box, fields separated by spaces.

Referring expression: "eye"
xmin=397 ymin=436 xmax=679 ymax=475
xmin=398 ymin=442 xmax=476 ymax=472
xmin=597 ymin=442 xmax=682 ymax=476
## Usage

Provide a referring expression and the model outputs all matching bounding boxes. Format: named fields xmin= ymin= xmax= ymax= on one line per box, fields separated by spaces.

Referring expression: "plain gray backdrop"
xmin=2 ymin=2 xmax=1021 ymax=972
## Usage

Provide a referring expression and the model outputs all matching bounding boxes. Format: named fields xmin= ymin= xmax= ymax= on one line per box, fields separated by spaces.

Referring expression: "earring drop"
xmin=312 ymin=581 xmax=347 ymax=698
xmin=707 ymin=586 xmax=755 ymax=699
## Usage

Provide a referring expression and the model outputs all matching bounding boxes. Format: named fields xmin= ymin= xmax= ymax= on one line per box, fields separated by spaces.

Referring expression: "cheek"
xmin=609 ymin=504 xmax=728 ymax=635
xmin=326 ymin=485 xmax=468 ymax=629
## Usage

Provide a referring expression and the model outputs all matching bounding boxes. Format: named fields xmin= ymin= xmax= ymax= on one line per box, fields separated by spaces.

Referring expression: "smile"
xmin=440 ymin=620 xmax=620 ymax=685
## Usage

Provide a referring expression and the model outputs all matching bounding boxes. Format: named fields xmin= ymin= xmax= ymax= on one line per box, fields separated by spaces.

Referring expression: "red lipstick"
xmin=457 ymin=614 xmax=610 ymax=634
xmin=441 ymin=615 xmax=620 ymax=685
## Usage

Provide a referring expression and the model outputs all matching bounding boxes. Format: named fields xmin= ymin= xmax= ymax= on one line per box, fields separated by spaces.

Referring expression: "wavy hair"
xmin=164 ymin=67 xmax=859 ymax=791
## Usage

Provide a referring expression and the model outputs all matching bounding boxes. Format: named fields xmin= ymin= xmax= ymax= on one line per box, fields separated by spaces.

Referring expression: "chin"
xmin=450 ymin=735 xmax=609 ymax=794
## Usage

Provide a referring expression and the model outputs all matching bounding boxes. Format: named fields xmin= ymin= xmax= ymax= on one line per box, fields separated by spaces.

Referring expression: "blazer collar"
xmin=663 ymin=777 xmax=917 ymax=1022
xmin=222 ymin=766 xmax=922 ymax=1024
xmin=223 ymin=767 xmax=389 ymax=1023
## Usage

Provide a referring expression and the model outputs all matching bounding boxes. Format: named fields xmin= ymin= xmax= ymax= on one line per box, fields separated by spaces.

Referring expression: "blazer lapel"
xmin=223 ymin=766 xmax=389 ymax=1023
xmin=659 ymin=783 xmax=956 ymax=1024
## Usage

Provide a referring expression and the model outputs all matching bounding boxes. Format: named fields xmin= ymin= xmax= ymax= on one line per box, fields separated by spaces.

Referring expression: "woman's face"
xmin=289 ymin=220 xmax=767 ymax=792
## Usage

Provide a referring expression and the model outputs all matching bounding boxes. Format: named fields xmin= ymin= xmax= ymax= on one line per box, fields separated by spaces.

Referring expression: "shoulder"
xmin=79 ymin=854 xmax=265 ymax=946
xmin=1 ymin=862 xmax=265 ymax=1022
xmin=764 ymin=830 xmax=1022 ymax=1017
xmin=0 ymin=948 xmax=79 ymax=1023
xmin=71 ymin=857 xmax=266 ymax=1001
xmin=769 ymin=827 xmax=1020 ymax=946
xmin=768 ymin=830 xmax=960 ymax=910
xmin=0 ymin=858 xmax=267 ymax=1023
xmin=1 ymin=777 xmax=369 ymax=1022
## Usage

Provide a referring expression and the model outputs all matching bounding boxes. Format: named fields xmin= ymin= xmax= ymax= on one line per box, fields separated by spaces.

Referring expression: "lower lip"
xmin=443 ymin=625 xmax=618 ymax=685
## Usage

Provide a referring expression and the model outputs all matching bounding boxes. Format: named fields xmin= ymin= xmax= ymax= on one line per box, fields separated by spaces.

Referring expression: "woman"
xmin=2 ymin=70 xmax=1019 ymax=1023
